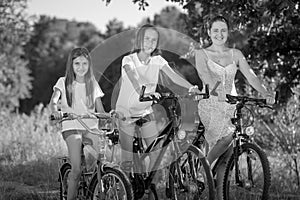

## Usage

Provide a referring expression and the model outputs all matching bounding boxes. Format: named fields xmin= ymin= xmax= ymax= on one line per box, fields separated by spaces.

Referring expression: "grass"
xmin=0 ymin=158 xmax=60 ymax=200
xmin=0 ymin=106 xmax=300 ymax=199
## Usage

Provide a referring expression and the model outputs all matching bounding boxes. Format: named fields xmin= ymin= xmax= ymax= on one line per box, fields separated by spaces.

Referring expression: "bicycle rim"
xmin=168 ymin=145 xmax=214 ymax=200
xmin=90 ymin=167 xmax=133 ymax=200
xmin=223 ymin=143 xmax=271 ymax=200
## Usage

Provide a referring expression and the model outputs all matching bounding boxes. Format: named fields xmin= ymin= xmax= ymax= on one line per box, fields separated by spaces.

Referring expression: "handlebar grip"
xmin=274 ymin=91 xmax=279 ymax=104
xmin=139 ymin=85 xmax=146 ymax=102
xmin=50 ymin=115 xmax=55 ymax=121
xmin=204 ymin=84 xmax=209 ymax=99
xmin=50 ymin=112 xmax=68 ymax=120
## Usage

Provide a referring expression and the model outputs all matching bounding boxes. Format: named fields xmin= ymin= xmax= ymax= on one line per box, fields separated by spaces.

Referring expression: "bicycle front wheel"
xmin=223 ymin=143 xmax=271 ymax=200
xmin=167 ymin=145 xmax=214 ymax=200
xmin=89 ymin=166 xmax=133 ymax=200
xmin=59 ymin=164 xmax=71 ymax=200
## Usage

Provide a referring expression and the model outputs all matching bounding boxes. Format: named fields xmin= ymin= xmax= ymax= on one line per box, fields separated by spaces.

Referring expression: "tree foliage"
xmin=105 ymin=0 xmax=300 ymax=104
xmin=0 ymin=0 xmax=32 ymax=110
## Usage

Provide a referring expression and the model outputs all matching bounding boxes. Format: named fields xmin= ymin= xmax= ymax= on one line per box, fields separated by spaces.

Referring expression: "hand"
xmin=51 ymin=111 xmax=63 ymax=120
xmin=263 ymin=93 xmax=276 ymax=104
xmin=150 ymin=92 xmax=161 ymax=99
xmin=188 ymin=85 xmax=201 ymax=93
xmin=109 ymin=109 xmax=119 ymax=118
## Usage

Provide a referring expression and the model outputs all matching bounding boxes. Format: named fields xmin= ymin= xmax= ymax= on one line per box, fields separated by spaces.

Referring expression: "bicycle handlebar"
xmin=139 ymin=84 xmax=210 ymax=102
xmin=50 ymin=112 xmax=112 ymax=121
xmin=226 ymin=94 xmax=273 ymax=109
xmin=50 ymin=112 xmax=116 ymax=136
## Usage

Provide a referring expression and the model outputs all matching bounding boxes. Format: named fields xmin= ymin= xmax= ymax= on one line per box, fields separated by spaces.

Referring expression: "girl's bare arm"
xmin=95 ymin=97 xmax=106 ymax=113
xmin=123 ymin=64 xmax=143 ymax=94
xmin=50 ymin=88 xmax=61 ymax=112
xmin=161 ymin=64 xmax=193 ymax=90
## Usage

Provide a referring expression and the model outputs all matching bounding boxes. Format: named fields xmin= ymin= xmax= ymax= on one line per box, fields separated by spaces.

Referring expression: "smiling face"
xmin=142 ymin=28 xmax=159 ymax=55
xmin=208 ymin=21 xmax=229 ymax=46
xmin=72 ymin=55 xmax=89 ymax=79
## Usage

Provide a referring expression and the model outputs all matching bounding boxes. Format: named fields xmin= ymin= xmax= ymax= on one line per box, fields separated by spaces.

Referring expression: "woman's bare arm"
xmin=236 ymin=49 xmax=271 ymax=97
xmin=195 ymin=49 xmax=215 ymax=90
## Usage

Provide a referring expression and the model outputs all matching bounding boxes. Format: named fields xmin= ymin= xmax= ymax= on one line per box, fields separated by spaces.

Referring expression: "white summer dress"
xmin=197 ymin=49 xmax=238 ymax=148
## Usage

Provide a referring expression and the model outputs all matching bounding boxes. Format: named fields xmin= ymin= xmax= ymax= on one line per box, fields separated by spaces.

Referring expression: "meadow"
xmin=0 ymin=105 xmax=299 ymax=200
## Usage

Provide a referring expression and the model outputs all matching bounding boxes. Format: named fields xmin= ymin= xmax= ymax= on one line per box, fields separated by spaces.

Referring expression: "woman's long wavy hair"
xmin=131 ymin=24 xmax=161 ymax=56
xmin=64 ymin=47 xmax=97 ymax=109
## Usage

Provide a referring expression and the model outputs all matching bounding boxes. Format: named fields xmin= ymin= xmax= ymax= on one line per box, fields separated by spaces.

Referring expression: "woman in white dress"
xmin=195 ymin=16 xmax=275 ymax=200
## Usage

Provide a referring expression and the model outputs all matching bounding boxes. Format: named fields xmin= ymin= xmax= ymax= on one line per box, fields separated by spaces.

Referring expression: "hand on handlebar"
xmin=50 ymin=111 xmax=63 ymax=120
xmin=188 ymin=85 xmax=200 ymax=93
xmin=263 ymin=93 xmax=276 ymax=105
xmin=109 ymin=109 xmax=119 ymax=118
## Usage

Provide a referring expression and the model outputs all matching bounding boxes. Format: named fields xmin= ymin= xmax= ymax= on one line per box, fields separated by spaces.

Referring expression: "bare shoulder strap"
xmin=202 ymin=48 xmax=210 ymax=59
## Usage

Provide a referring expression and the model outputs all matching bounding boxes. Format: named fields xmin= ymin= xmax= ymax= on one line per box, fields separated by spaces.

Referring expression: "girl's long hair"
xmin=131 ymin=24 xmax=161 ymax=56
xmin=64 ymin=47 xmax=97 ymax=109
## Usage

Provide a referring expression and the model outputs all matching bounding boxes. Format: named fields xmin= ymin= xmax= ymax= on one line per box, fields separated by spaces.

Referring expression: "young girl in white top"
xmin=116 ymin=24 xmax=199 ymax=173
xmin=50 ymin=47 xmax=107 ymax=200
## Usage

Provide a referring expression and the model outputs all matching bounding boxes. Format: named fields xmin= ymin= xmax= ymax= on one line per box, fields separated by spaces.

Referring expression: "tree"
xmin=105 ymin=18 xmax=125 ymax=38
xmin=153 ymin=6 xmax=188 ymax=34
xmin=104 ymin=0 xmax=299 ymax=104
xmin=0 ymin=0 xmax=32 ymax=110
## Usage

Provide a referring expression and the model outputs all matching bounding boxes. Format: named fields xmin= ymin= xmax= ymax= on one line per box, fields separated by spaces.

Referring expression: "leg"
xmin=65 ymin=133 xmax=82 ymax=200
xmin=119 ymin=120 xmax=135 ymax=165
xmin=207 ymin=135 xmax=233 ymax=200
xmin=141 ymin=120 xmax=160 ymax=172
xmin=207 ymin=134 xmax=233 ymax=164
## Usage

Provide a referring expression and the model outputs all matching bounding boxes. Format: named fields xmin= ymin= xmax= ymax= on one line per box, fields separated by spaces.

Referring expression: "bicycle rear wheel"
xmin=89 ymin=166 xmax=133 ymax=200
xmin=167 ymin=145 xmax=214 ymax=200
xmin=223 ymin=143 xmax=271 ymax=200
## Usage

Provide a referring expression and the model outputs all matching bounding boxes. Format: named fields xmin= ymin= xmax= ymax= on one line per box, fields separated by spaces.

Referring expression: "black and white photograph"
xmin=0 ymin=0 xmax=299 ymax=199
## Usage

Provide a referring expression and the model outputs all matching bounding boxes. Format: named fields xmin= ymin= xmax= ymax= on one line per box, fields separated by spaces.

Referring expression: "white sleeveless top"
xmin=116 ymin=53 xmax=168 ymax=117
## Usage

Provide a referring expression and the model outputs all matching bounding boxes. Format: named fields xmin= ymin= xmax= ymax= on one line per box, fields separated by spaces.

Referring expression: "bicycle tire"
xmin=59 ymin=164 xmax=71 ymax=200
xmin=89 ymin=166 xmax=134 ymax=200
xmin=223 ymin=143 xmax=271 ymax=200
xmin=167 ymin=145 xmax=214 ymax=200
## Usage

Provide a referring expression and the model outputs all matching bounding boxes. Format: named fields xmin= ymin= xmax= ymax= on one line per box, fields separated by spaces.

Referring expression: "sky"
xmin=27 ymin=0 xmax=185 ymax=32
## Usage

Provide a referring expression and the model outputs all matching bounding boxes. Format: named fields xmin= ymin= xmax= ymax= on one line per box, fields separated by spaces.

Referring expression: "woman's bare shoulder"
xmin=195 ymin=48 xmax=207 ymax=58
xmin=231 ymin=48 xmax=244 ymax=58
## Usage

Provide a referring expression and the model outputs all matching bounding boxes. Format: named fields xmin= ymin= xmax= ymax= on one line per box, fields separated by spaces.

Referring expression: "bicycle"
xmin=123 ymin=85 xmax=214 ymax=200
xmin=51 ymin=112 xmax=134 ymax=200
xmin=193 ymin=94 xmax=273 ymax=200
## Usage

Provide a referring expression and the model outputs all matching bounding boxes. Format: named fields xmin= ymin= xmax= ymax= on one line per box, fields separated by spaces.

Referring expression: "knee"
xmin=71 ymin=167 xmax=81 ymax=181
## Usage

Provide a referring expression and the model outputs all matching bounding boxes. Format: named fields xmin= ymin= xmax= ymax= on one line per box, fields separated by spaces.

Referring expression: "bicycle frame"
xmin=193 ymin=94 xmax=272 ymax=178
xmin=131 ymin=109 xmax=188 ymax=195
xmin=55 ymin=113 xmax=124 ymax=199
xmin=130 ymin=85 xmax=209 ymax=199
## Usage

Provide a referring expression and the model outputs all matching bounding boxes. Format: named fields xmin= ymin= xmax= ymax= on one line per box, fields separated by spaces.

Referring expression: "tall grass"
xmin=0 ymin=104 xmax=67 ymax=165
xmin=0 ymin=105 xmax=66 ymax=199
